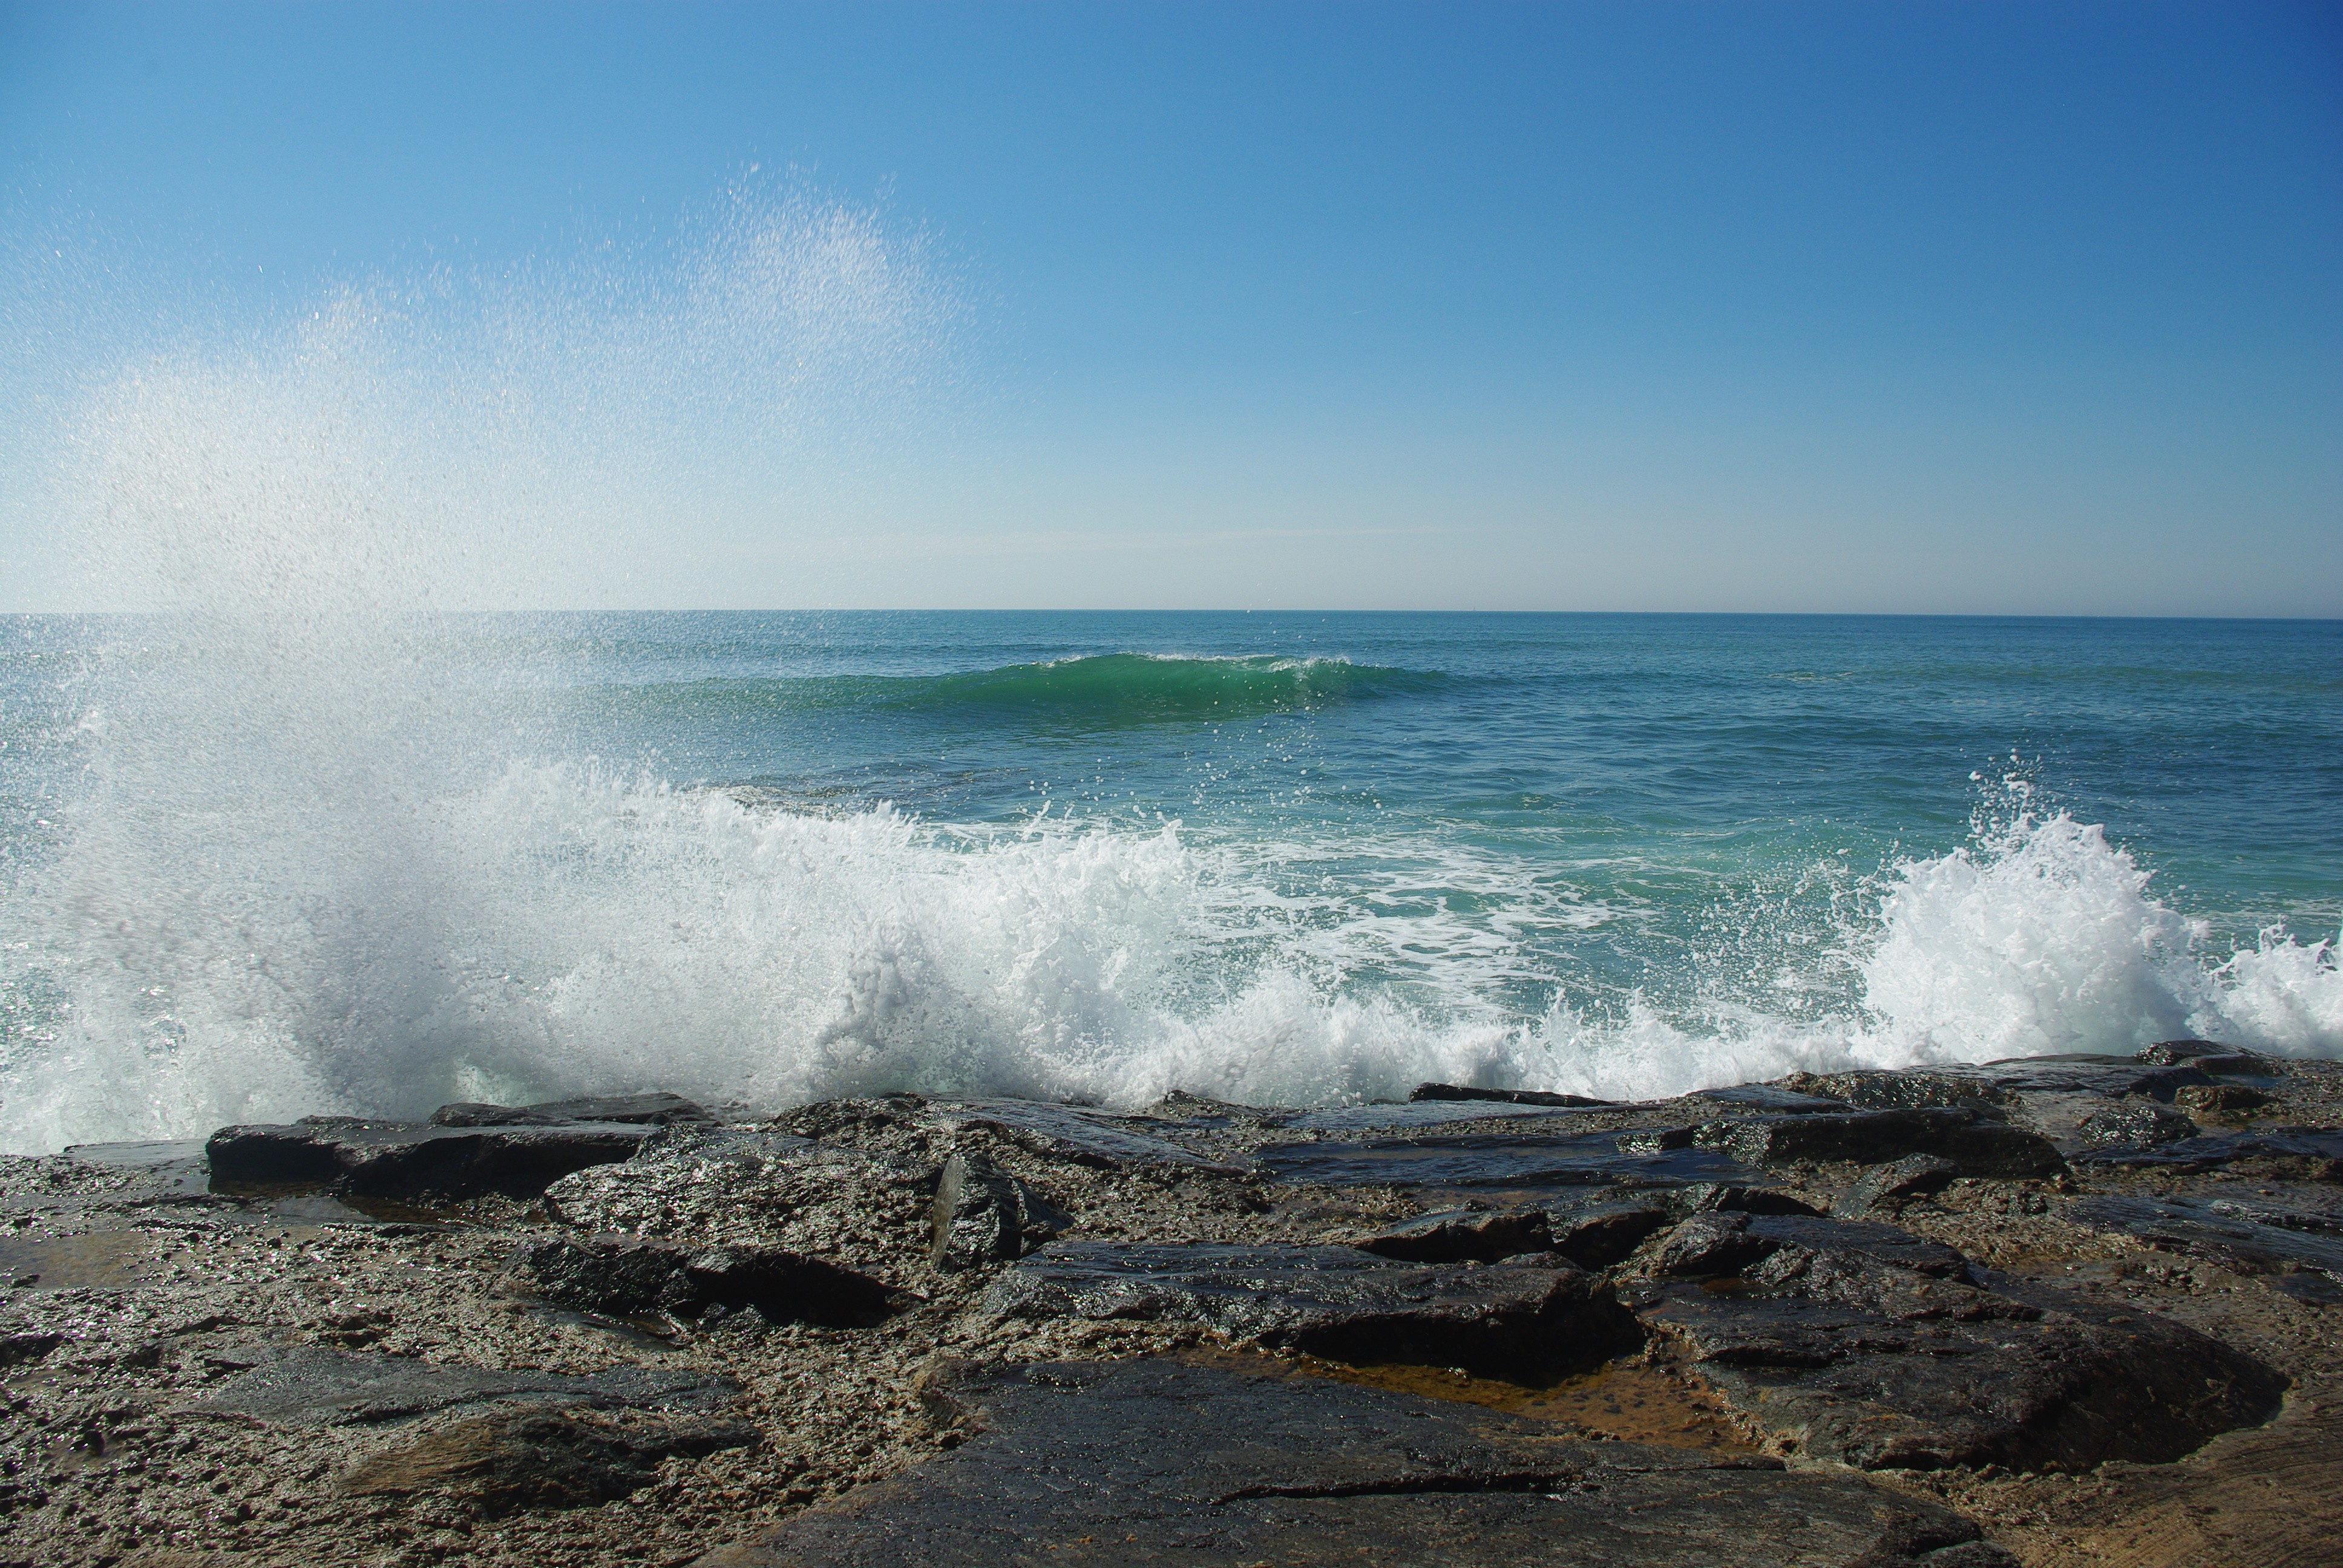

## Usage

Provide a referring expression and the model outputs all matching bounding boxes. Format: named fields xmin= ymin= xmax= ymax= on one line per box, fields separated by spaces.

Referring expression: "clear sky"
xmin=2 ymin=1 xmax=2338 ymax=614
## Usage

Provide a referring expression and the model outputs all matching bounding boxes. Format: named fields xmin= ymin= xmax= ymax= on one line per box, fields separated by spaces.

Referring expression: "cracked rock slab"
xmin=343 ymin=1408 xmax=758 ymax=1514
xmin=693 ymin=1358 xmax=2016 ymax=1568
xmin=1632 ymin=1216 xmax=2285 ymax=1471
xmin=205 ymin=1118 xmax=655 ymax=1198
xmin=1256 ymin=1128 xmax=1761 ymax=1191
xmin=516 ymin=1235 xmax=899 ymax=1327
xmin=2065 ymin=1193 xmax=2343 ymax=1296
xmin=1694 ymin=1108 xmax=2066 ymax=1178
xmin=926 ymin=1100 xmax=1251 ymax=1173
xmin=983 ymin=1241 xmax=1639 ymax=1379
xmin=188 ymin=1346 xmax=735 ymax=1428
xmin=428 ymin=1092 xmax=714 ymax=1128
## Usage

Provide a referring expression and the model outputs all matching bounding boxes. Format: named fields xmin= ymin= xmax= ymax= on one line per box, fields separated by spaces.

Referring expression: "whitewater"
xmin=1 ymin=192 xmax=2336 ymax=1154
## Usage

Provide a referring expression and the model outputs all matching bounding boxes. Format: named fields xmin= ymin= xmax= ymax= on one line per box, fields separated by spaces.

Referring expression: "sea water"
xmin=1 ymin=609 xmax=2336 ymax=1152
xmin=1 ymin=186 xmax=2336 ymax=1151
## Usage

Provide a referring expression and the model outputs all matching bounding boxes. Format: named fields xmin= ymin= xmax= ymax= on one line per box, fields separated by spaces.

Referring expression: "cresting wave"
xmin=2 ymin=757 xmax=2336 ymax=1152
xmin=621 ymin=653 xmax=1445 ymax=727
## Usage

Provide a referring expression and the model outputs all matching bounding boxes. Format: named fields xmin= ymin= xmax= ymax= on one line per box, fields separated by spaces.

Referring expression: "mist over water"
xmin=1 ymin=193 xmax=2338 ymax=1154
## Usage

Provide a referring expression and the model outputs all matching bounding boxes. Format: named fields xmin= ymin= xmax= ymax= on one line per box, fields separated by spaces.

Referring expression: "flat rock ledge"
xmin=4 ymin=1042 xmax=2339 ymax=1567
xmin=698 ymin=1358 xmax=2018 ymax=1568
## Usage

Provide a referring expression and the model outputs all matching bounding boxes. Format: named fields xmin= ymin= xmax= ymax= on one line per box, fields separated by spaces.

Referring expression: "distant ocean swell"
xmin=2 ymin=756 xmax=2334 ymax=1154
xmin=614 ymin=653 xmax=1447 ymax=726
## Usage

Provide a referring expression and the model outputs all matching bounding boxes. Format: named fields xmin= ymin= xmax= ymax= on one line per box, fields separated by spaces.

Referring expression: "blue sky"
xmin=2 ymin=1 xmax=2338 ymax=613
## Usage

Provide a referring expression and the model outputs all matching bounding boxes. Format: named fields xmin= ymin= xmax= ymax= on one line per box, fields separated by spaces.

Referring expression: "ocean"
xmin=1 ymin=608 xmax=2335 ymax=1154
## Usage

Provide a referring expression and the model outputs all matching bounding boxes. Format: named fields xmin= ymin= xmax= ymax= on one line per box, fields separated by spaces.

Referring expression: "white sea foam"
xmin=6 ymin=748 xmax=2336 ymax=1152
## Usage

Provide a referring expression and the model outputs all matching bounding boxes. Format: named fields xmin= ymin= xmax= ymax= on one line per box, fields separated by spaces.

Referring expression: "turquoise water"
xmin=1 ymin=609 xmax=2338 ymax=1151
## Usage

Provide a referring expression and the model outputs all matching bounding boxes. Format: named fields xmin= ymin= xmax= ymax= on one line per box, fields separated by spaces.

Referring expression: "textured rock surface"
xmin=1256 ymin=1128 xmax=1762 ymax=1189
xmin=928 ymin=1152 xmax=1072 ymax=1270
xmin=515 ymin=1236 xmax=899 ymax=1327
xmin=1633 ymin=1215 xmax=2286 ymax=1471
xmin=190 ymin=1345 xmax=736 ymax=1427
xmin=698 ymin=1359 xmax=2019 ymax=1568
xmin=205 ymin=1117 xmax=655 ymax=1198
xmin=428 ymin=1093 xmax=715 ymax=1128
xmin=343 ymin=1408 xmax=757 ymax=1513
xmin=984 ymin=1241 xmax=1640 ymax=1377
xmin=9 ymin=1048 xmax=2343 ymax=1567
xmin=1695 ymin=1108 xmax=2066 ymax=1178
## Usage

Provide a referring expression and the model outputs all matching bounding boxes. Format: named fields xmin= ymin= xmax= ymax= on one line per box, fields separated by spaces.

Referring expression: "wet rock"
xmin=343 ymin=1408 xmax=756 ymax=1514
xmin=1780 ymin=1071 xmax=2013 ymax=1114
xmin=1650 ymin=1212 xmax=1969 ymax=1283
xmin=696 ymin=1358 xmax=2016 ymax=1568
xmin=1350 ymin=1206 xmax=1553 ymax=1263
xmin=189 ymin=1345 xmax=734 ymax=1427
xmin=205 ymin=1117 xmax=654 ymax=1198
xmin=1256 ymin=1128 xmax=1761 ymax=1191
xmin=2136 ymin=1039 xmax=2278 ymax=1075
xmin=927 ymin=1100 xmax=1250 ymax=1174
xmin=1671 ymin=1182 xmax=1825 ymax=1217
xmin=1409 ymin=1082 xmax=1613 ymax=1107
xmin=1694 ymin=1108 xmax=2066 ymax=1178
xmin=1691 ymin=1085 xmax=1852 ymax=1114
xmin=2073 ymin=1099 xmax=2198 ymax=1149
xmin=928 ymin=1152 xmax=1070 ymax=1271
xmin=1279 ymin=1100 xmax=1590 ymax=1132
xmin=1971 ymin=1053 xmax=2215 ymax=1102
xmin=2074 ymin=1125 xmax=2343 ymax=1177
xmin=2174 ymin=1082 xmax=2273 ymax=1114
xmin=983 ymin=1241 xmax=1639 ymax=1379
xmin=1837 ymin=1154 xmax=1959 ymax=1217
xmin=1655 ymin=1212 xmax=1783 ymax=1278
xmin=1632 ymin=1217 xmax=2284 ymax=1471
xmin=2065 ymin=1194 xmax=2343 ymax=1291
xmin=428 ymin=1092 xmax=713 ymax=1128
xmin=1541 ymin=1198 xmax=1676 ymax=1267
xmin=516 ymin=1235 xmax=897 ymax=1327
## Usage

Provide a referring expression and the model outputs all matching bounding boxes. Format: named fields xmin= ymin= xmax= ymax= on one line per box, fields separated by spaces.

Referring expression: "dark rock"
xmin=1257 ymin=1128 xmax=1761 ymax=1191
xmin=205 ymin=1118 xmax=655 ymax=1198
xmin=2074 ymin=1125 xmax=2343 ymax=1176
xmin=696 ymin=1358 xmax=2016 ymax=1568
xmin=517 ymin=1235 xmax=897 ymax=1328
xmin=2137 ymin=1039 xmax=2278 ymax=1075
xmin=2175 ymin=1083 xmax=2273 ymax=1114
xmin=1837 ymin=1155 xmax=1959 ymax=1217
xmin=928 ymin=1100 xmax=1249 ymax=1174
xmin=1409 ymin=1082 xmax=1613 ymax=1107
xmin=929 ymin=1152 xmax=1070 ymax=1271
xmin=189 ymin=1346 xmax=734 ymax=1428
xmin=343 ymin=1408 xmax=756 ymax=1514
xmin=0 ymin=1331 xmax=63 ymax=1368
xmin=1655 ymin=1212 xmax=1783 ymax=1278
xmin=1650 ymin=1213 xmax=1968 ymax=1283
xmin=1541 ymin=1199 xmax=1675 ymax=1267
xmin=1633 ymin=1217 xmax=2283 ymax=1471
xmin=2072 ymin=1100 xmax=2198 ymax=1149
xmin=428 ymin=1092 xmax=712 ymax=1128
xmin=1280 ymin=1100 xmax=1590 ymax=1133
xmin=1671 ymin=1183 xmax=1826 ymax=1217
xmin=1694 ymin=1108 xmax=2066 ymax=1178
xmin=1351 ymin=1207 xmax=1553 ymax=1264
xmin=1780 ymin=1071 xmax=2013 ymax=1114
xmin=1972 ymin=1053 xmax=2212 ymax=1102
xmin=2065 ymin=1194 xmax=2343 ymax=1287
xmin=983 ymin=1241 xmax=1639 ymax=1379
xmin=1692 ymin=1085 xmax=1852 ymax=1114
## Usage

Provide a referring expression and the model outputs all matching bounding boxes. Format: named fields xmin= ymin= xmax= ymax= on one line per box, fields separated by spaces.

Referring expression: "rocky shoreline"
xmin=4 ymin=1042 xmax=2340 ymax=1566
